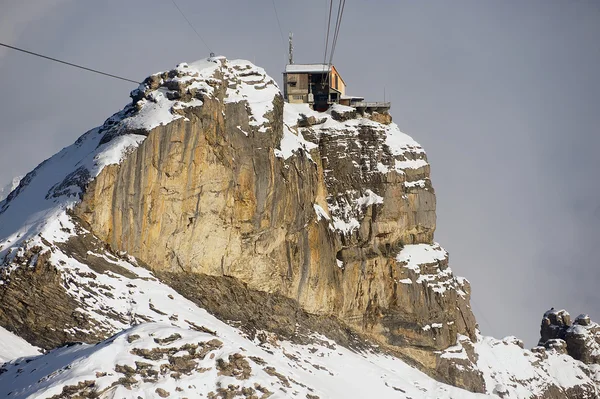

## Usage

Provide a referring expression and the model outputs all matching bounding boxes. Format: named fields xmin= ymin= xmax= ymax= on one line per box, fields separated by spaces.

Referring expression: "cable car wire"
xmin=0 ymin=42 xmax=141 ymax=84
xmin=271 ymin=0 xmax=287 ymax=59
xmin=322 ymin=0 xmax=334 ymax=68
xmin=328 ymin=0 xmax=346 ymax=66
xmin=170 ymin=0 xmax=212 ymax=53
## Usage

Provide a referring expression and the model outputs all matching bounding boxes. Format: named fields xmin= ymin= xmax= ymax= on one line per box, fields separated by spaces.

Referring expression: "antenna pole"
xmin=288 ymin=32 xmax=294 ymax=65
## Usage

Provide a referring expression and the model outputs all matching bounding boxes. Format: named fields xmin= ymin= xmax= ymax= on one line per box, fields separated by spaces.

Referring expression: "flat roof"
xmin=341 ymin=94 xmax=364 ymax=100
xmin=285 ymin=64 xmax=331 ymax=73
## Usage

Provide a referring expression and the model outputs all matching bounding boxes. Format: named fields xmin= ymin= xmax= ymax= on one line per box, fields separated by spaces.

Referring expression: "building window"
xmin=289 ymin=81 xmax=297 ymax=87
xmin=335 ymin=75 xmax=338 ymax=89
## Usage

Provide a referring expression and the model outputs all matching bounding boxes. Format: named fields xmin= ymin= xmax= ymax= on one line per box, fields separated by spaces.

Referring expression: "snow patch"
xmin=356 ymin=189 xmax=384 ymax=207
xmin=224 ymin=60 xmax=280 ymax=130
xmin=396 ymin=243 xmax=448 ymax=272
xmin=314 ymin=204 xmax=330 ymax=221
xmin=274 ymin=124 xmax=318 ymax=160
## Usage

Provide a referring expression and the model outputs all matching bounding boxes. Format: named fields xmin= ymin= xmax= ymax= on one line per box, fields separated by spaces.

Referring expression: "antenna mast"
xmin=288 ymin=32 xmax=294 ymax=65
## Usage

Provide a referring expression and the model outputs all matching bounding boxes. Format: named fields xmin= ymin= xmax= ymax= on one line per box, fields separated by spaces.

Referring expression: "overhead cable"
xmin=170 ymin=0 xmax=213 ymax=53
xmin=0 ymin=42 xmax=141 ymax=84
xmin=271 ymin=0 xmax=287 ymax=58
xmin=328 ymin=0 xmax=346 ymax=67
xmin=322 ymin=0 xmax=334 ymax=69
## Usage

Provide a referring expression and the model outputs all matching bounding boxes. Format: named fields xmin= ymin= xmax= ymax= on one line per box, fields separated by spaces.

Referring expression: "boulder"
xmin=539 ymin=308 xmax=571 ymax=344
xmin=538 ymin=308 xmax=600 ymax=365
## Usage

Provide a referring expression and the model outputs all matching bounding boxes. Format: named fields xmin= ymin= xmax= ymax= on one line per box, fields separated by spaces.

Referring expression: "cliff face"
xmin=74 ymin=58 xmax=476 ymax=364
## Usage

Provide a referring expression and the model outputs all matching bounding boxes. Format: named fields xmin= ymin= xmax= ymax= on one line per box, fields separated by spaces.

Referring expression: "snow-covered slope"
xmin=1 ymin=240 xmax=597 ymax=398
xmin=440 ymin=334 xmax=599 ymax=397
xmin=0 ymin=305 xmax=488 ymax=399
xmin=0 ymin=326 xmax=39 ymax=363
xmin=0 ymin=239 xmax=485 ymax=398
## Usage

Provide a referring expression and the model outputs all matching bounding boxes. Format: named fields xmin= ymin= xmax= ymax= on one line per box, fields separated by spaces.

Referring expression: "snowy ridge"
xmin=1 ymin=234 xmax=596 ymax=398
xmin=0 ymin=321 xmax=490 ymax=399
xmin=0 ymin=129 xmax=146 ymax=264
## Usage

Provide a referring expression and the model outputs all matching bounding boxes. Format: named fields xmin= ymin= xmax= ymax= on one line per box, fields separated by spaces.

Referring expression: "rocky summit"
xmin=0 ymin=57 xmax=599 ymax=398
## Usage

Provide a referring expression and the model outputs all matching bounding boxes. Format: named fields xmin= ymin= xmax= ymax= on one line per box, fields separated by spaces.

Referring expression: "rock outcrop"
xmin=439 ymin=333 xmax=599 ymax=398
xmin=538 ymin=308 xmax=600 ymax=365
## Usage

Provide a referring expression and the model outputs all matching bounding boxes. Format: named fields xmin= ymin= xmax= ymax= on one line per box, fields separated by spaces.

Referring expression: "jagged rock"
xmin=329 ymin=104 xmax=356 ymax=121
xmin=439 ymin=333 xmax=599 ymax=398
xmin=575 ymin=313 xmax=591 ymax=326
xmin=544 ymin=338 xmax=568 ymax=355
xmin=565 ymin=318 xmax=600 ymax=364
xmin=0 ymin=247 xmax=105 ymax=349
xmin=540 ymin=308 xmax=571 ymax=344
xmin=493 ymin=384 xmax=508 ymax=398
xmin=216 ymin=353 xmax=252 ymax=380
xmin=368 ymin=111 xmax=392 ymax=125
xmin=297 ymin=114 xmax=326 ymax=127
xmin=539 ymin=308 xmax=600 ymax=365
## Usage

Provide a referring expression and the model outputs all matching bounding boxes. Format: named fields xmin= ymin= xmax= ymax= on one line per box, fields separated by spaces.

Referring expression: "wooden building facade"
xmin=283 ymin=64 xmax=346 ymax=112
xmin=283 ymin=63 xmax=390 ymax=113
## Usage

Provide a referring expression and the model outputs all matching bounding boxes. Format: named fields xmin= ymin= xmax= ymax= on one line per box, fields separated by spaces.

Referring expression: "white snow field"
xmin=0 ymin=326 xmax=40 ymax=363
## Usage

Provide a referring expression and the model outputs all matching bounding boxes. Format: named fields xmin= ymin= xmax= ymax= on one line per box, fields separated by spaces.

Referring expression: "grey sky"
xmin=0 ymin=0 xmax=598 ymax=347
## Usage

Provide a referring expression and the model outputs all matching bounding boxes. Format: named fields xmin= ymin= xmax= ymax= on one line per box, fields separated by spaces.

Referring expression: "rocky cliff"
xmin=0 ymin=57 xmax=598 ymax=398
xmin=73 ymin=57 xmax=476 ymax=364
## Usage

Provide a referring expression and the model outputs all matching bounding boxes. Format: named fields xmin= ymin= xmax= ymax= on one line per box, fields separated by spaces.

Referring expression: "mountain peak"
xmin=1 ymin=57 xmax=599 ymax=398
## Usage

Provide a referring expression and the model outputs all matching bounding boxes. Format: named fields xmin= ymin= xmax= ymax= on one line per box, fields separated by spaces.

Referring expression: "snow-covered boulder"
xmin=539 ymin=309 xmax=600 ymax=366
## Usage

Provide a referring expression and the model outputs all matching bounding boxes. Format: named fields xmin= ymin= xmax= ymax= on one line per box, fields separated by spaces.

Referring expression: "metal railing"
xmin=351 ymin=102 xmax=391 ymax=108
